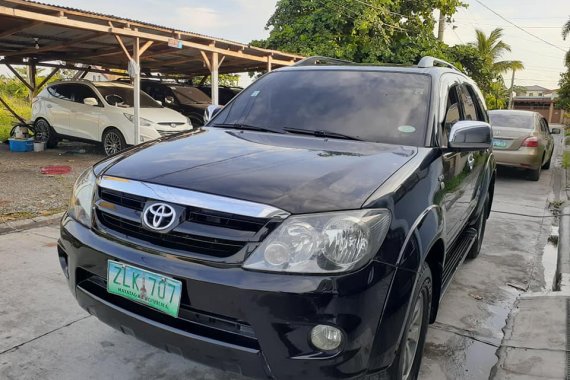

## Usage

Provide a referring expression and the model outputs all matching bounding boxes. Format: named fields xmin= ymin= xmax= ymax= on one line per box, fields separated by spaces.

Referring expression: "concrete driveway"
xmin=0 ymin=133 xmax=564 ymax=380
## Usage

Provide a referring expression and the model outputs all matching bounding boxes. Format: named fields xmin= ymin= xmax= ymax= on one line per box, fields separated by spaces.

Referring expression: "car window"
xmin=214 ymin=70 xmax=431 ymax=146
xmin=95 ymin=84 xmax=162 ymax=108
xmin=540 ymin=118 xmax=550 ymax=135
xmin=48 ymin=84 xmax=72 ymax=101
xmin=68 ymin=84 xmax=101 ymax=106
xmin=459 ymin=85 xmax=478 ymax=121
xmin=489 ymin=112 xmax=534 ymax=129
xmin=464 ymin=84 xmax=487 ymax=122
xmin=443 ymin=84 xmax=461 ymax=142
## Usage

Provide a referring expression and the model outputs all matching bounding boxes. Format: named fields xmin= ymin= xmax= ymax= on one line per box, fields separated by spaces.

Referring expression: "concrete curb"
xmin=558 ymin=206 xmax=570 ymax=291
xmin=0 ymin=212 xmax=64 ymax=235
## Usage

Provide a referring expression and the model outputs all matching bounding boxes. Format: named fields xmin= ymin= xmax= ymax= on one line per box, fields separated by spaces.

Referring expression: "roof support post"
xmin=267 ymin=55 xmax=273 ymax=72
xmin=27 ymin=61 xmax=36 ymax=103
xmin=5 ymin=64 xmax=33 ymax=91
xmin=133 ymin=36 xmax=141 ymax=145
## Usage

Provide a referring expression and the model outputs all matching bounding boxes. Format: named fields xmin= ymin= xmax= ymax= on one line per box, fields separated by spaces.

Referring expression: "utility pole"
xmin=437 ymin=10 xmax=445 ymax=41
xmin=508 ymin=69 xmax=516 ymax=110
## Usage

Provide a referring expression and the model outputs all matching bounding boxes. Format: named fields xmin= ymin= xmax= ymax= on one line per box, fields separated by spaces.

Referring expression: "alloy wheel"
xmin=104 ymin=131 xmax=122 ymax=155
xmin=402 ymin=292 xmax=424 ymax=380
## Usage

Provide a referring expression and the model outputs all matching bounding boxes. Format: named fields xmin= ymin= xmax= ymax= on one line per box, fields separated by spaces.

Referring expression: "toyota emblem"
xmin=142 ymin=202 xmax=177 ymax=232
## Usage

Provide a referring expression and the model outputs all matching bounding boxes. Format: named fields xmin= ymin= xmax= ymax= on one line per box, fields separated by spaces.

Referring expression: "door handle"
xmin=467 ymin=153 xmax=475 ymax=170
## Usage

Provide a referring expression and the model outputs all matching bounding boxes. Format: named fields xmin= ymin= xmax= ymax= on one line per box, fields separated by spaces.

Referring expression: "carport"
xmin=0 ymin=0 xmax=302 ymax=142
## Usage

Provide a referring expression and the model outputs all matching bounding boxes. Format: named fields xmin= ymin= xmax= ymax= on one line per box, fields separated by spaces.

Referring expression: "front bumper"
xmin=58 ymin=216 xmax=397 ymax=379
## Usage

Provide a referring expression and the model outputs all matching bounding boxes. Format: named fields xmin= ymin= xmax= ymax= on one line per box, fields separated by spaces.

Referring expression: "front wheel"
xmin=387 ymin=262 xmax=432 ymax=380
xmin=35 ymin=119 xmax=58 ymax=148
xmin=102 ymin=128 xmax=126 ymax=156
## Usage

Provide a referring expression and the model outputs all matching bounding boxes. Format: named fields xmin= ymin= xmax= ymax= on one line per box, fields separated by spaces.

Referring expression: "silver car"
xmin=489 ymin=110 xmax=558 ymax=181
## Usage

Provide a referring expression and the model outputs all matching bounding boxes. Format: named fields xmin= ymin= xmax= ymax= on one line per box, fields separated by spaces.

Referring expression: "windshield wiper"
xmin=283 ymin=127 xmax=362 ymax=141
xmin=213 ymin=123 xmax=284 ymax=134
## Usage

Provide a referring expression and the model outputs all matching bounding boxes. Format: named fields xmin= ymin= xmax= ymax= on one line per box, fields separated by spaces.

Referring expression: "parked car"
xmin=32 ymin=80 xmax=193 ymax=155
xmin=141 ymin=80 xmax=211 ymax=126
xmin=58 ymin=56 xmax=495 ymax=380
xmin=489 ymin=110 xmax=557 ymax=181
xmin=198 ymin=85 xmax=242 ymax=105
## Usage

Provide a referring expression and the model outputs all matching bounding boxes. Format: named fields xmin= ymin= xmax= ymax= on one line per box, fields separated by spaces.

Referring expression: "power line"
xmin=351 ymin=0 xmax=408 ymax=20
xmin=472 ymin=0 xmax=567 ymax=52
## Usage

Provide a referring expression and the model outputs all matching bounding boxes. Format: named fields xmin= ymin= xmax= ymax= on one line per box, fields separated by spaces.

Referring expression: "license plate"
xmin=107 ymin=260 xmax=182 ymax=317
xmin=493 ymin=139 xmax=507 ymax=148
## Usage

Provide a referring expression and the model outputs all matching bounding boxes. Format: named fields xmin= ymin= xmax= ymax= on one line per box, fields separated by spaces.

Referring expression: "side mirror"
xmin=204 ymin=104 xmax=223 ymax=124
xmin=551 ymin=127 xmax=561 ymax=134
xmin=164 ymin=96 xmax=175 ymax=105
xmin=83 ymin=97 xmax=98 ymax=106
xmin=448 ymin=120 xmax=492 ymax=150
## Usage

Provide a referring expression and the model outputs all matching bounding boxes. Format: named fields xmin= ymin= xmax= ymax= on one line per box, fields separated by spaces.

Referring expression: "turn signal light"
xmin=521 ymin=136 xmax=538 ymax=148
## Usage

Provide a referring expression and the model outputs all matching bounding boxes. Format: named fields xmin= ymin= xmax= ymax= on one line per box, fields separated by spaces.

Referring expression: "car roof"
xmin=276 ymin=64 xmax=469 ymax=79
xmin=48 ymin=80 xmax=133 ymax=88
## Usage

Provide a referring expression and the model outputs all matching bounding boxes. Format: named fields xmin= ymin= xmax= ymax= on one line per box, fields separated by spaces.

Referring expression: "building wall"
xmin=513 ymin=102 xmax=563 ymax=124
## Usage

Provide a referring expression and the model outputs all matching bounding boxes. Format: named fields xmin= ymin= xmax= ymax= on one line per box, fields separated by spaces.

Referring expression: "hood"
xmin=125 ymin=107 xmax=188 ymax=124
xmin=102 ymin=128 xmax=417 ymax=214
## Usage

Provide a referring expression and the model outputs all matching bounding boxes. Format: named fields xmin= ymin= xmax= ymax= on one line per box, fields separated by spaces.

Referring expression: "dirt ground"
xmin=0 ymin=141 xmax=102 ymax=223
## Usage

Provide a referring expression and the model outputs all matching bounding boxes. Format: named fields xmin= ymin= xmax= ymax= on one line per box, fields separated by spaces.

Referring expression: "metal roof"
xmin=0 ymin=0 xmax=303 ymax=75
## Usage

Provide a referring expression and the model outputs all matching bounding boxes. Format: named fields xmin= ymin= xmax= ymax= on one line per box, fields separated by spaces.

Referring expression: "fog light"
xmin=264 ymin=242 xmax=289 ymax=266
xmin=310 ymin=325 xmax=343 ymax=351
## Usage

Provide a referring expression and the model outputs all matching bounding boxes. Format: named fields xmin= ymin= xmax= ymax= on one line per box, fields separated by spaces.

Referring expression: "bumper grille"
xmin=96 ymin=187 xmax=274 ymax=260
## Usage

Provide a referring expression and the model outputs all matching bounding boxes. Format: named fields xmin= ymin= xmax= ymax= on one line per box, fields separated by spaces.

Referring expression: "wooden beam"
xmin=2 ymin=32 xmax=105 ymax=57
xmin=0 ymin=5 xmax=301 ymax=66
xmin=218 ymin=56 xmax=226 ymax=69
xmin=0 ymin=95 xmax=27 ymax=124
xmin=36 ymin=67 xmax=59 ymax=88
xmin=5 ymin=63 xmax=33 ymax=90
xmin=113 ymin=34 xmax=131 ymax=61
xmin=0 ymin=21 xmax=42 ymax=39
xmin=139 ymin=40 xmax=154 ymax=56
xmin=200 ymin=51 xmax=211 ymax=71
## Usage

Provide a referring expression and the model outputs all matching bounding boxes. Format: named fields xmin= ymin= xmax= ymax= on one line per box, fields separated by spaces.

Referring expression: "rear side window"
xmin=48 ymin=84 xmax=72 ymax=101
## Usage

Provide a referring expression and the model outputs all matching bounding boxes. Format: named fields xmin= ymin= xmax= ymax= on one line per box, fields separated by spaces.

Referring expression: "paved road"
xmin=0 ymin=133 xmax=564 ymax=380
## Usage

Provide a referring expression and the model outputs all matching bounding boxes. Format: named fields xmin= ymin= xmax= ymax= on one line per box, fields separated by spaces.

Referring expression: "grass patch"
xmin=0 ymin=96 xmax=31 ymax=142
xmin=563 ymin=151 xmax=570 ymax=169
xmin=0 ymin=207 xmax=65 ymax=224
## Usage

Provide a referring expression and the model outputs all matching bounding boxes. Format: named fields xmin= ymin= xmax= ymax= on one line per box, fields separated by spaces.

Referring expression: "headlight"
xmin=243 ymin=209 xmax=391 ymax=274
xmin=68 ymin=168 xmax=96 ymax=227
xmin=124 ymin=113 xmax=153 ymax=127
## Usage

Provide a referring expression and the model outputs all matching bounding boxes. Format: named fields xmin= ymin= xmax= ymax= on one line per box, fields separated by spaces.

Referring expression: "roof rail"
xmin=417 ymin=56 xmax=461 ymax=72
xmin=293 ymin=56 xmax=355 ymax=67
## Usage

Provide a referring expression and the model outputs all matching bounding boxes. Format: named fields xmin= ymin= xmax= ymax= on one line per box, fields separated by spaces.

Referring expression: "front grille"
xmin=96 ymin=187 xmax=274 ymax=259
xmin=76 ymin=268 xmax=259 ymax=349
xmin=157 ymin=122 xmax=185 ymax=126
xmin=157 ymin=130 xmax=181 ymax=137
xmin=97 ymin=209 xmax=245 ymax=257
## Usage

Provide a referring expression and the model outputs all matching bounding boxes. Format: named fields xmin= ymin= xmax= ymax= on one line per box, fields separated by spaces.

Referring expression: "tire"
xmin=542 ymin=152 xmax=552 ymax=170
xmin=386 ymin=262 xmax=432 ymax=380
xmin=35 ymin=119 xmax=58 ymax=149
xmin=102 ymin=128 xmax=126 ymax=156
xmin=467 ymin=192 xmax=490 ymax=259
xmin=528 ymin=165 xmax=541 ymax=181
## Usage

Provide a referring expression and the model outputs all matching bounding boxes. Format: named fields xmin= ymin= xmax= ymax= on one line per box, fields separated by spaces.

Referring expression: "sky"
xmin=6 ymin=0 xmax=570 ymax=89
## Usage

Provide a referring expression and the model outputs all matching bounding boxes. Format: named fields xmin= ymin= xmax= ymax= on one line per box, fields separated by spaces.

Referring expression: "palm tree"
xmin=471 ymin=28 xmax=524 ymax=74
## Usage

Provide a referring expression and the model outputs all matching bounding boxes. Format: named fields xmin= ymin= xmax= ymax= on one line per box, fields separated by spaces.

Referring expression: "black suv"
xmin=58 ymin=56 xmax=495 ymax=380
xmin=141 ymin=80 xmax=211 ymax=126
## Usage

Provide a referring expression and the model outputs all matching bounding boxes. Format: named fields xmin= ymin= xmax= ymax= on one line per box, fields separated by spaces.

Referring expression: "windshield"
xmin=489 ymin=112 xmax=534 ymax=129
xmin=211 ymin=70 xmax=430 ymax=145
xmin=95 ymin=85 xmax=162 ymax=108
xmin=170 ymin=86 xmax=211 ymax=104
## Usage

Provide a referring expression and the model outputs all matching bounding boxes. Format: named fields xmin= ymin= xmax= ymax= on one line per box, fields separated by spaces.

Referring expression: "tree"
xmin=471 ymin=28 xmax=524 ymax=75
xmin=253 ymin=0 xmax=466 ymax=65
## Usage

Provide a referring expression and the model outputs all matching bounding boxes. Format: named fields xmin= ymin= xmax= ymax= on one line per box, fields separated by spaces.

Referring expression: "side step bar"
xmin=441 ymin=228 xmax=478 ymax=293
